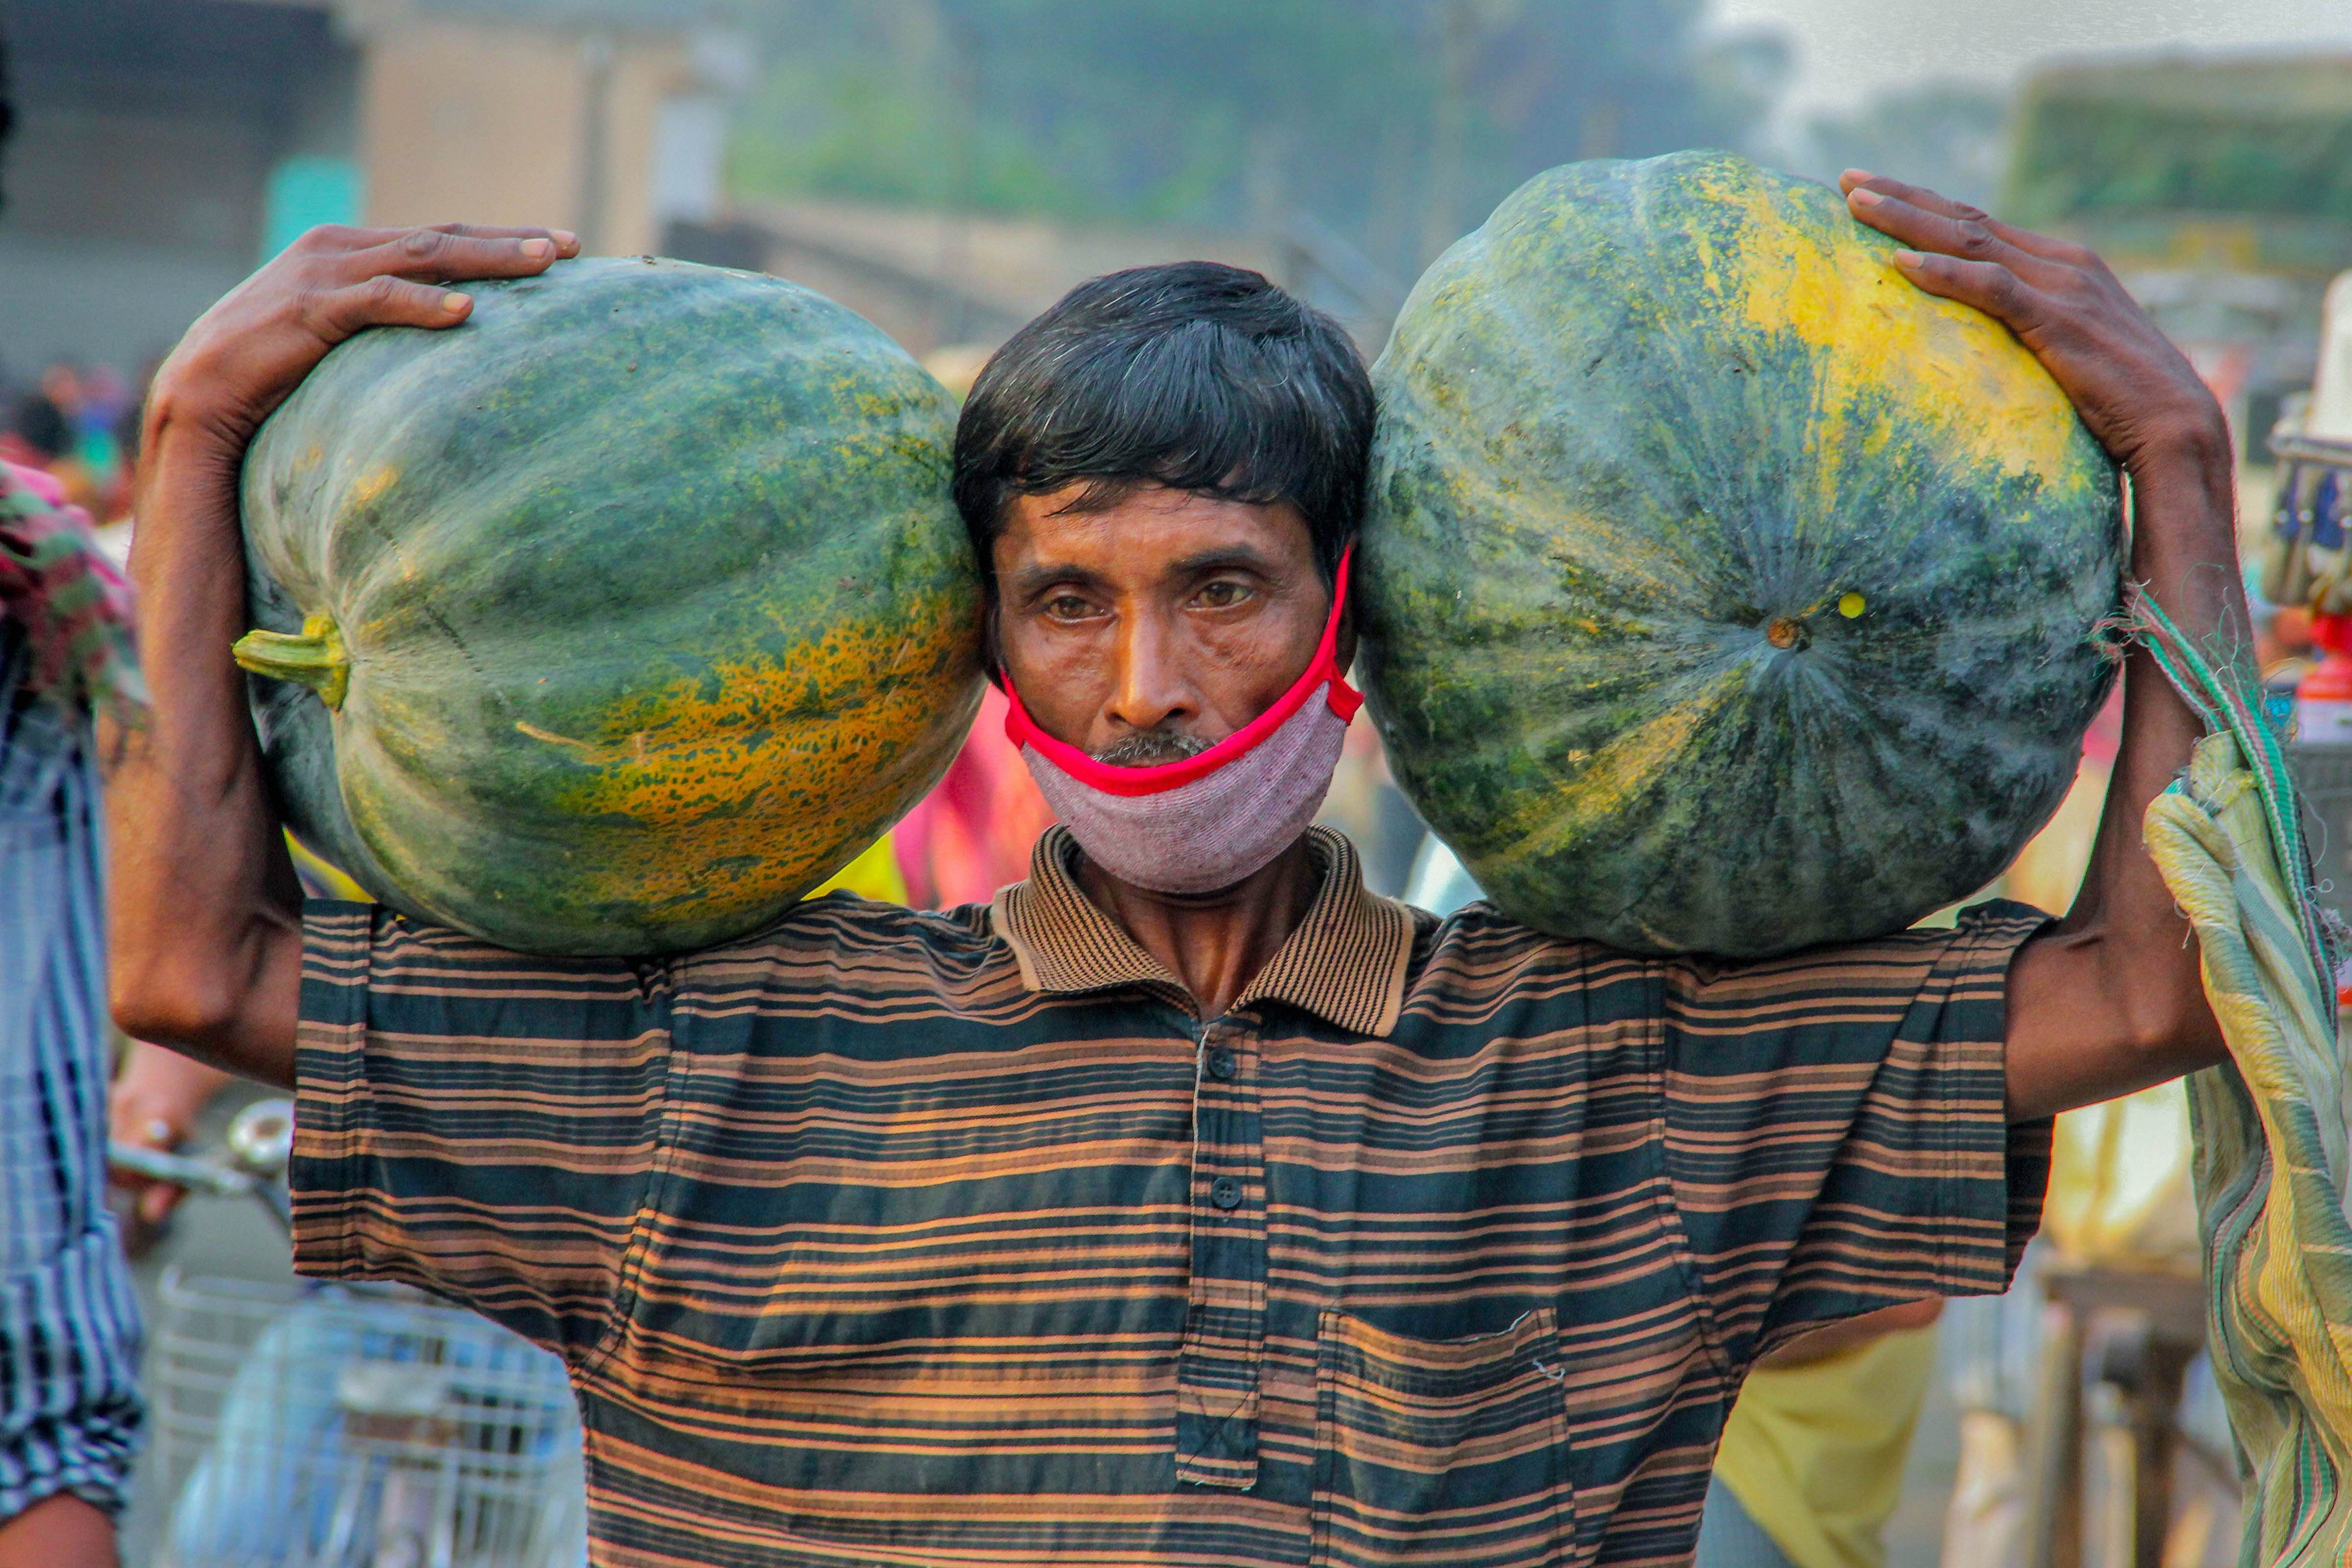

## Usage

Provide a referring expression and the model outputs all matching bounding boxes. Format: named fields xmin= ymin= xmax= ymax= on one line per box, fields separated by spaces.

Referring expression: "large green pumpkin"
xmin=238 ymin=256 xmax=981 ymax=955
xmin=1362 ymin=151 xmax=2122 ymax=956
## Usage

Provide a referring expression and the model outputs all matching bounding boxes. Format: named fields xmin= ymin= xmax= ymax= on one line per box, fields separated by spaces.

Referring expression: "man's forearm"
xmin=108 ymin=409 xmax=303 ymax=1087
xmin=2006 ymin=424 xmax=2238 ymax=1119
xmin=2097 ymin=430 xmax=2246 ymax=906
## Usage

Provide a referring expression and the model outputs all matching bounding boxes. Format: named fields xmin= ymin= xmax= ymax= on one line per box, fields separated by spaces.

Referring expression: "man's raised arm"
xmin=108 ymin=223 xmax=577 ymax=1088
xmin=1841 ymin=172 xmax=2240 ymax=1123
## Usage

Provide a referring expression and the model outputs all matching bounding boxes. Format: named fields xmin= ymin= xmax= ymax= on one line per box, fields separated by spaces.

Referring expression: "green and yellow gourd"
xmin=1362 ymin=151 xmax=2122 ymax=956
xmin=236 ymin=257 xmax=981 ymax=956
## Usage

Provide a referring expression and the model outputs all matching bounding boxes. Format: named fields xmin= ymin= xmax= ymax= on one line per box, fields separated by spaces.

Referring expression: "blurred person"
xmin=1 ymin=386 xmax=68 ymax=472
xmin=5 ymin=372 xmax=99 ymax=514
xmin=0 ymin=461 xmax=145 ymax=1566
xmin=2249 ymin=561 xmax=2314 ymax=686
xmin=0 ymin=50 xmax=146 ymax=1563
xmin=1311 ymin=714 xmax=1423 ymax=896
xmin=111 ymin=176 xmax=2249 ymax=1568
xmin=36 ymin=364 xmax=84 ymax=435
xmin=68 ymin=368 xmax=127 ymax=523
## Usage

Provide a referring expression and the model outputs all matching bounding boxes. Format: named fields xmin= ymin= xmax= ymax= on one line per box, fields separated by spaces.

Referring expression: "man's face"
xmin=991 ymin=484 xmax=1343 ymax=762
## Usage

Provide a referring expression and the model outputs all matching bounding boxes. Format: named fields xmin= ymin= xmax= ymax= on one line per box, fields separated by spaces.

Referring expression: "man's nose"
xmin=1105 ymin=607 xmax=1194 ymax=735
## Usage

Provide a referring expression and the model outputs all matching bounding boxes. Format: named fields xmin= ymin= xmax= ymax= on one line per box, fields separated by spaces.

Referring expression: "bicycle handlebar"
xmin=107 ymin=1143 xmax=263 ymax=1197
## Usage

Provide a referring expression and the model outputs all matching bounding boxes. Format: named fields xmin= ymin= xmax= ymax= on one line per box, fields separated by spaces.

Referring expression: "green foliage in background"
xmin=732 ymin=0 xmax=1787 ymax=275
xmin=2008 ymin=56 xmax=2352 ymax=228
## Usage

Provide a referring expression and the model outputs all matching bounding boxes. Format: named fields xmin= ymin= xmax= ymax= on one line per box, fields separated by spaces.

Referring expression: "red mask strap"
xmin=1000 ymin=544 xmax=1360 ymax=798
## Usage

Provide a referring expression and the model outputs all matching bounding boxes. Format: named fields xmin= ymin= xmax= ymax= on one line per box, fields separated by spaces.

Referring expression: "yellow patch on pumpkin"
xmin=1488 ymin=663 xmax=1748 ymax=870
xmin=349 ymin=464 xmax=400 ymax=508
xmin=1680 ymin=163 xmax=2084 ymax=490
xmin=526 ymin=599 xmax=978 ymax=913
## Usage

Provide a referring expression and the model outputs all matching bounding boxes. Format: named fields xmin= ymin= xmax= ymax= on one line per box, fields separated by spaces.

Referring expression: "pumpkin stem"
xmin=233 ymin=614 xmax=351 ymax=709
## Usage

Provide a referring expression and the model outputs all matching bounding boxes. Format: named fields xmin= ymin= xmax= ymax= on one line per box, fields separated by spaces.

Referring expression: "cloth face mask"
xmin=1000 ymin=547 xmax=1361 ymax=895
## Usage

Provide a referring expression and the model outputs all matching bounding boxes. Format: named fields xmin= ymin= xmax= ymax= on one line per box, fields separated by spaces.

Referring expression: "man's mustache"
xmin=1092 ymin=728 xmax=1211 ymax=767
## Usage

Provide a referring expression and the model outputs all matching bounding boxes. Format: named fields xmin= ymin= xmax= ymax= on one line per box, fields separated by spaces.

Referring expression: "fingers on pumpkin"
xmin=425 ymin=221 xmax=580 ymax=250
xmin=1845 ymin=178 xmax=2086 ymax=278
xmin=1847 ymin=191 xmax=2078 ymax=309
xmin=1841 ymin=169 xmax=1979 ymax=220
xmin=1841 ymin=171 xmax=2026 ymax=250
xmin=1886 ymin=250 xmax=2041 ymax=331
xmin=358 ymin=227 xmax=570 ymax=283
xmin=419 ymin=222 xmax=583 ymax=262
xmin=318 ymin=275 xmax=482 ymax=336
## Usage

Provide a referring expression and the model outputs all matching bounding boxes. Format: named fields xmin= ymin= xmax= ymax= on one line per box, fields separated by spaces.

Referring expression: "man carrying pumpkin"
xmin=110 ymin=174 xmax=2242 ymax=1567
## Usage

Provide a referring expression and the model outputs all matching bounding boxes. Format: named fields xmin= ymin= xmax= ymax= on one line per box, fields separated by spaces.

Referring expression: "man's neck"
xmin=1074 ymin=834 xmax=1322 ymax=1020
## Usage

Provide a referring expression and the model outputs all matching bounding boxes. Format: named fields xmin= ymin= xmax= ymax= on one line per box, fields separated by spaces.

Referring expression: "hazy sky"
xmin=1712 ymin=0 xmax=2352 ymax=117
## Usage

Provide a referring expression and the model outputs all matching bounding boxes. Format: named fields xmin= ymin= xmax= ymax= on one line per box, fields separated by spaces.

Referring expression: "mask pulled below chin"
xmin=999 ymin=546 xmax=1360 ymax=895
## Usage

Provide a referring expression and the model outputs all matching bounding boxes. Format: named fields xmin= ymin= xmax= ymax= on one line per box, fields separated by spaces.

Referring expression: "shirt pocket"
xmin=1312 ymin=1306 xmax=1577 ymax=1568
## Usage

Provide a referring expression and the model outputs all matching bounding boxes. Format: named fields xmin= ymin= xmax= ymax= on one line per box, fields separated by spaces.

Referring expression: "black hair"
xmin=951 ymin=261 xmax=1373 ymax=589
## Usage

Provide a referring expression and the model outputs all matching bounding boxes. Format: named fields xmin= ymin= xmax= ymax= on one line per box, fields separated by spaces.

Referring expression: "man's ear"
xmin=978 ymin=589 xmax=1006 ymax=687
xmin=1330 ymin=539 xmax=1360 ymax=675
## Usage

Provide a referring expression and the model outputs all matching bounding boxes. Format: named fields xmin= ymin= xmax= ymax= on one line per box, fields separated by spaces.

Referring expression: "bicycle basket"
xmin=142 ymin=1269 xmax=587 ymax=1568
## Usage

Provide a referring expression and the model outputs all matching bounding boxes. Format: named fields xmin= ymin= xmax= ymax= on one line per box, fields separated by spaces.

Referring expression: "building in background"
xmin=0 ymin=0 xmax=747 ymax=379
xmin=2007 ymin=50 xmax=2352 ymax=461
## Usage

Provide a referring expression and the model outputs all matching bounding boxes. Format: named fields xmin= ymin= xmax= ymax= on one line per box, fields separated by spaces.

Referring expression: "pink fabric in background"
xmin=893 ymin=685 xmax=1059 ymax=908
xmin=0 ymin=460 xmax=142 ymax=717
xmin=4 ymin=461 xmax=68 ymax=507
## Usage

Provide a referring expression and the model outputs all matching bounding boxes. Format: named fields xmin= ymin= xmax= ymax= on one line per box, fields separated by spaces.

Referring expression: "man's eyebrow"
xmin=1004 ymin=561 xmax=1112 ymax=601
xmin=1166 ymin=545 xmax=1277 ymax=578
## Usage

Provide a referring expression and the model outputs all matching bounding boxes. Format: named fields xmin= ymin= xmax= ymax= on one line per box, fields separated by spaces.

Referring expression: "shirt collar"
xmin=990 ymin=825 xmax=1416 ymax=1037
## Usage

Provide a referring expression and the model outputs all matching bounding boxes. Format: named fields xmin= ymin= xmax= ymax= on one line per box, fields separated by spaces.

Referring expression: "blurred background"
xmin=6 ymin=0 xmax=2351 ymax=489
xmin=6 ymin=3 xmax=2352 ymax=1566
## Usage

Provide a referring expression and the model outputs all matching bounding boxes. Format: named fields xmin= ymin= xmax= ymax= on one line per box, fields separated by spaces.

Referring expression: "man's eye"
xmin=1196 ymin=581 xmax=1251 ymax=608
xmin=1044 ymin=595 xmax=1096 ymax=620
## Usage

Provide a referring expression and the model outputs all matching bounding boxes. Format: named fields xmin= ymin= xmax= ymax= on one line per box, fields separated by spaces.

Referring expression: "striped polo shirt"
xmin=292 ymin=826 xmax=2050 ymax=1568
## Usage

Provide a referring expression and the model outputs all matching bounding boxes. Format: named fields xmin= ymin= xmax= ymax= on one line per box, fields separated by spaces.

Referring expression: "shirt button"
xmin=1209 ymin=1176 xmax=1243 ymax=1210
xmin=1206 ymin=1046 xmax=1237 ymax=1080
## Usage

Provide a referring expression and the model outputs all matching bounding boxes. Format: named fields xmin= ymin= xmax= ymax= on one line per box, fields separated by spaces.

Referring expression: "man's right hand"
xmin=148 ymin=221 xmax=577 ymax=456
xmin=110 ymin=222 xmax=576 ymax=1090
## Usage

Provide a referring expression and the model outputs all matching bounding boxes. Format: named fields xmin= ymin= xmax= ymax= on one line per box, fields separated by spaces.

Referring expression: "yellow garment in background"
xmin=291 ymin=831 xmax=907 ymax=910
xmin=809 ymin=834 xmax=907 ymax=904
xmin=1712 ymin=1326 xmax=1939 ymax=1568
xmin=287 ymin=832 xmax=368 ymax=901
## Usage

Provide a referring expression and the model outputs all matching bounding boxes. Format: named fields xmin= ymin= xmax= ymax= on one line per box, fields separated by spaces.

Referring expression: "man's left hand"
xmin=1839 ymin=170 xmax=2227 ymax=477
